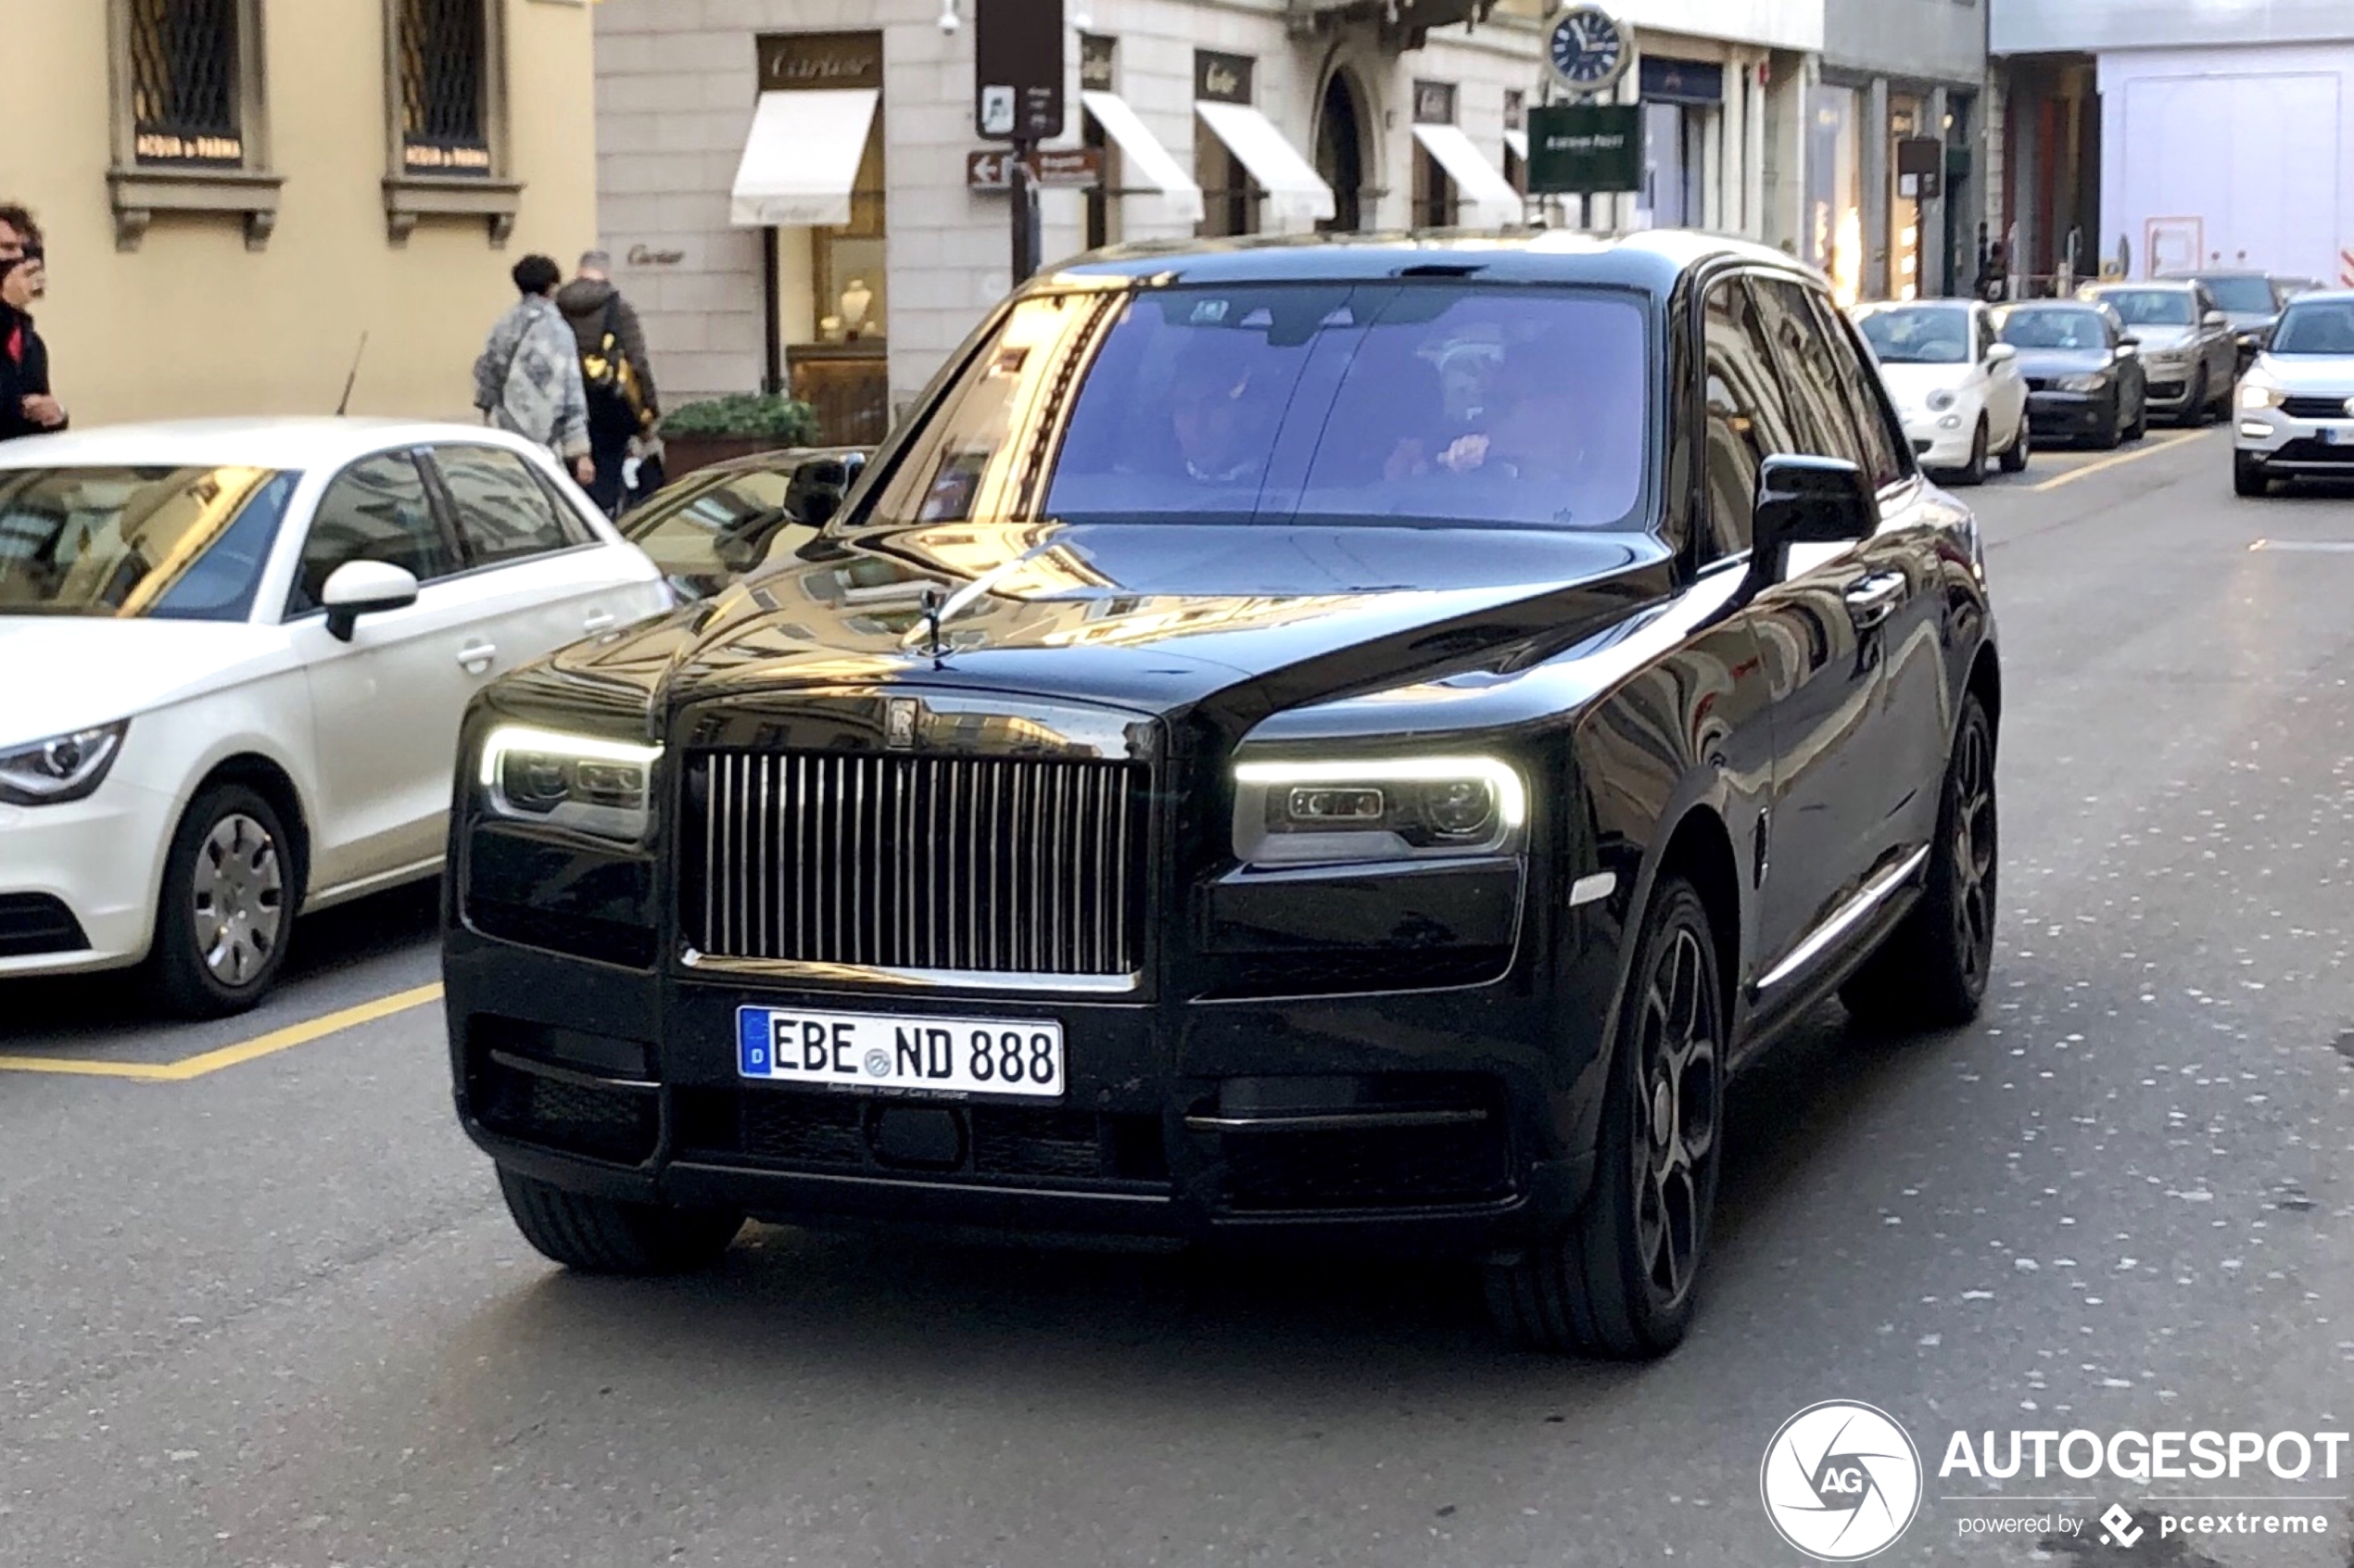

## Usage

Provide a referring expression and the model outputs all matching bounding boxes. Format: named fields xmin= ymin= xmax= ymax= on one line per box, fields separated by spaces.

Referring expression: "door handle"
xmin=457 ymin=640 xmax=498 ymax=674
xmin=582 ymin=609 xmax=616 ymax=633
xmin=1842 ymin=573 xmax=1906 ymax=631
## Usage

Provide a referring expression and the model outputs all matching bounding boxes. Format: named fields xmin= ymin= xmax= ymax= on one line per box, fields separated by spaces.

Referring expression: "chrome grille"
xmin=688 ymin=752 xmax=1144 ymax=975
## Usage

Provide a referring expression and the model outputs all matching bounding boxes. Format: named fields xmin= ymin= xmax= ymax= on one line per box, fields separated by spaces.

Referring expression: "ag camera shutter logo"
xmin=1761 ymin=1401 xmax=1924 ymax=1561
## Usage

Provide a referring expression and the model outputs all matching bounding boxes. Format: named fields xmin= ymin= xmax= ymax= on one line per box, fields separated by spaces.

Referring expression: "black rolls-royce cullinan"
xmin=445 ymin=231 xmax=2001 ymax=1359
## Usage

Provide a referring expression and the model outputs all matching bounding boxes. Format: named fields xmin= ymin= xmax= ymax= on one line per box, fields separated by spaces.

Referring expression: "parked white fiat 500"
xmin=0 ymin=420 xmax=670 ymax=1015
xmin=1853 ymin=298 xmax=2031 ymax=484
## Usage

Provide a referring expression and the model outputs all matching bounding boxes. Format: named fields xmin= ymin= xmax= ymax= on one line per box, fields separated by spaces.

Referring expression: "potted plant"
xmin=658 ymin=394 xmax=822 ymax=479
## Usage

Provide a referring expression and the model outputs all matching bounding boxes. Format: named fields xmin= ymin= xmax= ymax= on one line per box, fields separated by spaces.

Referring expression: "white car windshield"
xmin=1858 ymin=307 xmax=1971 ymax=365
xmin=2095 ymin=289 xmax=2196 ymax=327
xmin=2270 ymin=299 xmax=2354 ymax=356
xmin=0 ymin=465 xmax=302 ymax=620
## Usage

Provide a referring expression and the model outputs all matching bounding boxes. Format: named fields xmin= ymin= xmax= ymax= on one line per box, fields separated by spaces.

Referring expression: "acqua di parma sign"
xmin=1527 ymin=103 xmax=1641 ymax=196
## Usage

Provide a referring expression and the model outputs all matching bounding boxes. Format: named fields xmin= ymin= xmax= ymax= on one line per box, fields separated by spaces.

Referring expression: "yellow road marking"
xmin=0 ymin=982 xmax=443 ymax=1083
xmin=2023 ymin=430 xmax=2199 ymax=493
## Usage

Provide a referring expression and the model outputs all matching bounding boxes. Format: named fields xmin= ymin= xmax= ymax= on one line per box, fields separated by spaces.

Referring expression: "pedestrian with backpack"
xmin=474 ymin=254 xmax=594 ymax=486
xmin=558 ymin=250 xmax=659 ymax=516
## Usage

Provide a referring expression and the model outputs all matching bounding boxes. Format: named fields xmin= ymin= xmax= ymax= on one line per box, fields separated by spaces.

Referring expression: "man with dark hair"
xmin=473 ymin=253 xmax=593 ymax=484
xmin=557 ymin=249 xmax=660 ymax=514
xmin=0 ymin=203 xmax=67 ymax=442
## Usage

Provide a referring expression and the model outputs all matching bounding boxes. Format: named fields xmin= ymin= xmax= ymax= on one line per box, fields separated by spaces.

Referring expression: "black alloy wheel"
xmin=1841 ymin=691 xmax=1998 ymax=1030
xmin=1949 ymin=418 xmax=1989 ymax=486
xmin=1487 ymin=876 xmax=1723 ymax=1359
xmin=149 ymin=783 xmax=295 ymax=1018
xmin=2095 ymin=397 xmax=2124 ymax=449
xmin=2183 ymin=367 xmax=2211 ymax=428
xmin=2234 ymin=450 xmax=2272 ymax=498
xmin=2125 ymin=384 xmax=2149 ymax=440
xmin=498 ymin=1168 xmax=745 ymax=1274
xmin=1998 ymin=413 xmax=2031 ymax=474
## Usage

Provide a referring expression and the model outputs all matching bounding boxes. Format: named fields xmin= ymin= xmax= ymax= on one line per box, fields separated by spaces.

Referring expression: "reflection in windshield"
xmin=0 ymin=466 xmax=301 ymax=620
xmin=2093 ymin=289 xmax=2196 ymax=327
xmin=859 ymin=285 xmax=1650 ymax=535
xmin=1999 ymin=310 xmax=2108 ymax=351
xmin=1857 ymin=306 xmax=1971 ymax=364
xmin=2271 ymin=300 xmax=2354 ymax=356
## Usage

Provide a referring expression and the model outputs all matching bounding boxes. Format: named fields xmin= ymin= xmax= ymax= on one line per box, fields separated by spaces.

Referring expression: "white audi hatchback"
xmin=0 ymin=419 xmax=669 ymax=1015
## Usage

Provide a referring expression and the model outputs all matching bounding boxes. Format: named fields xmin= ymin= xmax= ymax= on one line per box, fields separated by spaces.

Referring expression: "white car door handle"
xmin=458 ymin=640 xmax=498 ymax=674
xmin=582 ymin=609 xmax=616 ymax=633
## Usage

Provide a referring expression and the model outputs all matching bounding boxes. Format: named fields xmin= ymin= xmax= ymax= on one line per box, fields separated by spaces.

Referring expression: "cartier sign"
xmin=757 ymin=31 xmax=882 ymax=94
xmin=1195 ymin=50 xmax=1254 ymax=106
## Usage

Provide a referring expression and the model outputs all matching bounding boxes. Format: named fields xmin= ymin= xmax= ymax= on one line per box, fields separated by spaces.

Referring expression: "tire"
xmin=2095 ymin=402 xmax=2123 ymax=450
xmin=1841 ymin=692 xmax=1998 ymax=1031
xmin=1997 ymin=412 xmax=2031 ymax=474
xmin=2125 ymin=390 xmax=2149 ymax=441
xmin=2234 ymin=451 xmax=2271 ymax=498
xmin=498 ymin=1167 xmax=744 ymax=1274
xmin=1946 ymin=418 xmax=1989 ymax=486
xmin=147 ymin=782 xmax=295 ymax=1018
xmin=2181 ymin=368 xmax=2210 ymax=428
xmin=1486 ymin=876 xmax=1723 ymax=1359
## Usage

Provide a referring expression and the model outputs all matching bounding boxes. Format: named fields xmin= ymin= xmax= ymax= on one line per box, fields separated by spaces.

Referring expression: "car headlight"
xmin=1926 ymin=388 xmax=1958 ymax=413
xmin=0 ymin=721 xmax=129 ymax=806
xmin=2055 ymin=373 xmax=2109 ymax=393
xmin=2238 ymin=382 xmax=2284 ymax=411
xmin=1232 ymin=757 xmax=1527 ymax=867
xmin=479 ymin=725 xmax=661 ymax=842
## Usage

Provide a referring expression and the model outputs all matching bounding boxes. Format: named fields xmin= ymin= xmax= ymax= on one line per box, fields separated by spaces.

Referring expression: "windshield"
xmin=0 ymin=465 xmax=301 ymax=620
xmin=2270 ymin=298 xmax=2354 ymax=355
xmin=1999 ymin=309 xmax=2108 ymax=350
xmin=625 ymin=456 xmax=862 ymax=591
xmin=2095 ymin=289 xmax=2196 ymax=327
xmin=859 ymin=284 xmax=1651 ymax=533
xmin=1857 ymin=307 xmax=1971 ymax=364
xmin=2191 ymin=275 xmax=2276 ymax=314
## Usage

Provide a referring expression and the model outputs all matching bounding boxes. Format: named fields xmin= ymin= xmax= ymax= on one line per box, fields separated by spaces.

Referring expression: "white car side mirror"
xmin=1985 ymin=342 xmax=2019 ymax=366
xmin=321 ymin=559 xmax=420 ymax=642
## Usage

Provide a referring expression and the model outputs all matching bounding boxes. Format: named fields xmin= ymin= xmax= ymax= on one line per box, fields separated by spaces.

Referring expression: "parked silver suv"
xmin=2080 ymin=282 xmax=2236 ymax=425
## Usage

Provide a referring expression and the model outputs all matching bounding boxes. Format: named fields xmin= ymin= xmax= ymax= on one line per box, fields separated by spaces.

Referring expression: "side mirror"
xmin=321 ymin=559 xmax=420 ymax=642
xmin=2203 ymin=310 xmax=2229 ymax=329
xmin=2118 ymin=335 xmax=2141 ymax=352
xmin=1985 ymin=342 xmax=2019 ymax=366
xmin=1752 ymin=455 xmax=1875 ymax=583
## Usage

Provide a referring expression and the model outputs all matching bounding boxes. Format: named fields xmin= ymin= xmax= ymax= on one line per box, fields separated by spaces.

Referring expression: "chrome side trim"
xmin=1183 ymin=1108 xmax=1490 ymax=1134
xmin=677 ymin=950 xmax=1142 ymax=995
xmin=1754 ymin=845 xmax=1932 ymax=993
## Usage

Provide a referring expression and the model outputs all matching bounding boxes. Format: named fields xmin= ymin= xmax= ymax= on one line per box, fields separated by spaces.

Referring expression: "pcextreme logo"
xmin=1761 ymin=1401 xmax=1925 ymax=1562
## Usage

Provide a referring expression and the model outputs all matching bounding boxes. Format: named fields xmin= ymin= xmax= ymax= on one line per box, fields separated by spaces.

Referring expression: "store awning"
xmin=1412 ymin=123 xmax=1525 ymax=228
xmin=1503 ymin=129 xmax=1528 ymax=162
xmin=1080 ymin=90 xmax=1205 ymax=225
xmin=1194 ymin=100 xmax=1335 ymax=224
xmin=729 ymin=88 xmax=880 ymax=228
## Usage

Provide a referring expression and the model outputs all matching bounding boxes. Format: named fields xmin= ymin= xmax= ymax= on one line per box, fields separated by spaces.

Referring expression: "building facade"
xmin=5 ymin=0 xmax=599 ymax=426
xmin=1992 ymin=0 xmax=2354 ymax=290
xmin=1814 ymin=0 xmax=1988 ymax=303
xmin=594 ymin=0 xmax=1825 ymax=437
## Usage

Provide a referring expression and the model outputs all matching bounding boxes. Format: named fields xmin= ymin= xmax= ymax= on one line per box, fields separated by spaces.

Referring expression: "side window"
xmin=1748 ymin=278 xmax=1866 ymax=470
xmin=435 ymin=446 xmax=581 ymax=568
xmin=1809 ymin=294 xmax=1907 ymax=490
xmin=1976 ymin=309 xmax=1998 ymax=362
xmin=1700 ymin=277 xmax=1803 ymax=560
xmin=288 ymin=450 xmax=453 ymax=616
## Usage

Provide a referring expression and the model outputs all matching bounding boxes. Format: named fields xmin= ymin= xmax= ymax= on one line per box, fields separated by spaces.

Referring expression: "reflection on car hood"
xmin=2012 ymin=347 xmax=2113 ymax=378
xmin=2253 ymin=352 xmax=2354 ymax=394
xmin=509 ymin=521 xmax=1677 ymax=736
xmin=2128 ymin=324 xmax=2196 ymax=352
xmin=0 ymin=615 xmax=293 ymax=748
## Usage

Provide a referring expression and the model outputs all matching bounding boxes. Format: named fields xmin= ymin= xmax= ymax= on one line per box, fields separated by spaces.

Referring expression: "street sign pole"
xmin=975 ymin=0 xmax=1064 ymax=284
xmin=1010 ymin=138 xmax=1041 ymax=281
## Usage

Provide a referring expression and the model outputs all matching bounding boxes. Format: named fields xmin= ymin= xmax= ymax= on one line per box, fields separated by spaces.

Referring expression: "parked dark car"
xmin=1998 ymin=299 xmax=2149 ymax=448
xmin=444 ymin=232 xmax=2002 ymax=1359
xmin=620 ymin=447 xmax=869 ymax=600
xmin=2161 ymin=270 xmax=2287 ymax=373
xmin=2080 ymin=282 xmax=2235 ymax=424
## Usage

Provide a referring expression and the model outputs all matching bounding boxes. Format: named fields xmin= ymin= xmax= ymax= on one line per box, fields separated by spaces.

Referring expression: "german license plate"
xmin=736 ymin=1005 xmax=1065 ymax=1099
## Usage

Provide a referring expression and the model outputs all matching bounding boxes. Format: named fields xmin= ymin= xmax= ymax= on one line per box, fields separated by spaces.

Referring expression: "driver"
xmin=1167 ymin=338 xmax=1277 ymax=486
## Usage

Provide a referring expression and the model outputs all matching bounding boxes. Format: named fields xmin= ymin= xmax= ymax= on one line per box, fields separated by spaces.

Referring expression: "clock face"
xmin=1548 ymin=6 xmax=1627 ymax=91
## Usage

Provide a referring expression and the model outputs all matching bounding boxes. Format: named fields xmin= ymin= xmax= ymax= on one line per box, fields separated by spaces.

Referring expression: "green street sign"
xmin=1527 ymin=103 xmax=1641 ymax=196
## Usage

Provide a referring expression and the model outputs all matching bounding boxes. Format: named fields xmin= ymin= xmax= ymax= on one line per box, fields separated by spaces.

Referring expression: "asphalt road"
xmin=5 ymin=424 xmax=2352 ymax=1568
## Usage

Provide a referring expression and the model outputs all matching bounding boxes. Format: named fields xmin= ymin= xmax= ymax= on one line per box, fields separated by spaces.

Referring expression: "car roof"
xmin=2087 ymin=280 xmax=2195 ymax=292
xmin=1043 ymin=228 xmax=1823 ymax=298
xmin=2279 ymin=287 xmax=2354 ymax=305
xmin=2160 ymin=270 xmax=2267 ymax=279
xmin=0 ymin=416 xmax=549 ymax=472
xmin=2002 ymin=297 xmax=2105 ymax=310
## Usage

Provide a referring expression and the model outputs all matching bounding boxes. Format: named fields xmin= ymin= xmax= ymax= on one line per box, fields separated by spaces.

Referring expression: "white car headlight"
xmin=0 ymin=721 xmax=129 ymax=806
xmin=1232 ymin=756 xmax=1527 ymax=867
xmin=2055 ymin=373 xmax=2109 ymax=393
xmin=479 ymin=725 xmax=661 ymax=842
xmin=1926 ymin=388 xmax=1958 ymax=413
xmin=2238 ymin=382 xmax=2284 ymax=411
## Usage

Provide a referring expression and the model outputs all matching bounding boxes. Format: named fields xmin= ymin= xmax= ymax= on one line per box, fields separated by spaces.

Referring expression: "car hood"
xmin=2127 ymin=324 xmax=2197 ymax=353
xmin=2012 ymin=347 xmax=2114 ymax=379
xmin=0 ymin=615 xmax=293 ymax=748
xmin=505 ymin=521 xmax=1677 ymax=741
xmin=2253 ymin=352 xmax=2354 ymax=395
xmin=1876 ymin=362 xmax=1978 ymax=408
xmin=2224 ymin=310 xmax=2278 ymax=333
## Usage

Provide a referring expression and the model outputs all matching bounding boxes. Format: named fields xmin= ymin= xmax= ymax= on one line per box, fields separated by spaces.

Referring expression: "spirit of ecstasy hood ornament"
xmin=918 ymin=586 xmax=949 ymax=666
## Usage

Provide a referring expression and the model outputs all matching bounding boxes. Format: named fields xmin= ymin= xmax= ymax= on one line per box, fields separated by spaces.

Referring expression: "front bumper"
xmin=1900 ymin=412 xmax=1979 ymax=469
xmin=2142 ymin=365 xmax=2200 ymax=415
xmin=2235 ymin=407 xmax=2354 ymax=474
xmin=0 ymin=779 xmax=174 ymax=977
xmin=2026 ymin=389 xmax=2114 ymax=439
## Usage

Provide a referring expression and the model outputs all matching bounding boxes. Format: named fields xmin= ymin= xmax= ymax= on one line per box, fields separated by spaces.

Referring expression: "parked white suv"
xmin=2234 ymin=291 xmax=2354 ymax=496
xmin=0 ymin=419 xmax=670 ymax=1014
